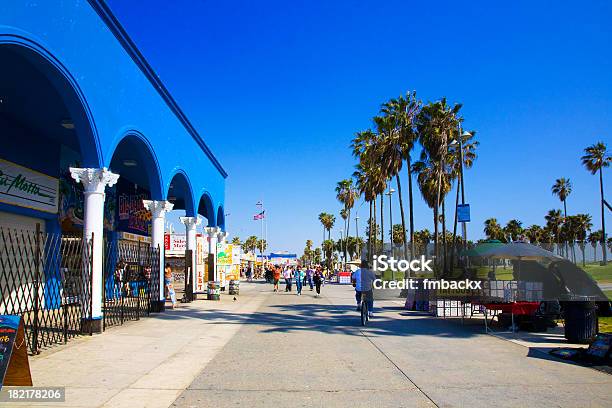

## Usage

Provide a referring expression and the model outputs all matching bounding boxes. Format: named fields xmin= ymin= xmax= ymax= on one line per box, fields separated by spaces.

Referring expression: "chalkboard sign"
xmin=0 ymin=315 xmax=32 ymax=388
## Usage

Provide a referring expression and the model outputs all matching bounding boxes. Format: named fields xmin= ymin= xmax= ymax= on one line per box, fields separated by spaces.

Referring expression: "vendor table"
xmin=476 ymin=301 xmax=540 ymax=332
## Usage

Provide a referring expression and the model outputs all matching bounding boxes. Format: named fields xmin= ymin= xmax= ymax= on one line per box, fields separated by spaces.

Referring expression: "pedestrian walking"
xmin=313 ymin=266 xmax=323 ymax=297
xmin=164 ymin=263 xmax=177 ymax=307
xmin=283 ymin=266 xmax=293 ymax=292
xmin=294 ymin=266 xmax=304 ymax=295
xmin=305 ymin=266 xmax=314 ymax=291
xmin=273 ymin=266 xmax=281 ymax=292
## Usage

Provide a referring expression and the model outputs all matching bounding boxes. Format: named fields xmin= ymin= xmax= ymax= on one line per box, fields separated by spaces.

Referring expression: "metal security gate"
xmin=0 ymin=226 xmax=93 ymax=354
xmin=103 ymin=240 xmax=160 ymax=330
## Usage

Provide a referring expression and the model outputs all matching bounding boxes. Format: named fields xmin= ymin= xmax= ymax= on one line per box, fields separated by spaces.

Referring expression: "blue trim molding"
xmin=87 ymin=0 xmax=228 ymax=179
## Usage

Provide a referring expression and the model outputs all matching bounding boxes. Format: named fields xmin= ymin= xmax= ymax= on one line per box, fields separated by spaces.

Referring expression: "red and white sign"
xmin=164 ymin=234 xmax=186 ymax=256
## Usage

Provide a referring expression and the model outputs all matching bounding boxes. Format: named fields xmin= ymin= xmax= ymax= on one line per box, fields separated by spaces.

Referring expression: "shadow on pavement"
xmin=152 ymin=294 xmax=485 ymax=339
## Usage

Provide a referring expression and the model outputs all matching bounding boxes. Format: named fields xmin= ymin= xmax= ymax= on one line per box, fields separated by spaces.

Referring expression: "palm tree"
xmin=231 ymin=236 xmax=241 ymax=246
xmin=256 ymin=238 xmax=267 ymax=256
xmin=504 ymin=219 xmax=524 ymax=242
xmin=336 ymin=179 xmax=358 ymax=260
xmin=303 ymin=239 xmax=314 ymax=265
xmin=322 ymin=239 xmax=335 ymax=271
xmin=484 ymin=218 xmax=504 ymax=241
xmin=413 ymin=229 xmax=432 ymax=256
xmin=574 ymin=213 xmax=592 ymax=266
xmin=319 ymin=212 xmax=336 ymax=240
xmin=313 ymin=248 xmax=322 ymax=264
xmin=581 ymin=142 xmax=611 ymax=265
xmin=413 ymin=151 xmax=452 ymax=272
xmin=588 ymin=230 xmax=603 ymax=263
xmin=552 ymin=178 xmax=572 ymax=219
xmin=545 ymin=209 xmax=564 ymax=255
xmin=525 ymin=225 xmax=543 ymax=244
xmin=352 ymin=130 xmax=383 ymax=259
xmin=416 ymin=98 xmax=462 ymax=274
xmin=380 ymin=92 xmax=421 ymax=258
xmin=244 ymin=235 xmax=258 ymax=253
xmin=391 ymin=224 xmax=405 ymax=247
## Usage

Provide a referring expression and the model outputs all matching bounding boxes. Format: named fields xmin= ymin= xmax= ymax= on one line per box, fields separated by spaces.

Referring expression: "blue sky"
xmin=108 ymin=0 xmax=612 ymax=253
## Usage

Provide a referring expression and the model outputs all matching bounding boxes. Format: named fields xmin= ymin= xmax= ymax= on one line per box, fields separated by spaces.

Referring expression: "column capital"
xmin=204 ymin=226 xmax=221 ymax=237
xmin=217 ymin=231 xmax=229 ymax=242
xmin=180 ymin=216 xmax=201 ymax=231
xmin=143 ymin=200 xmax=174 ymax=218
xmin=70 ymin=167 xmax=119 ymax=194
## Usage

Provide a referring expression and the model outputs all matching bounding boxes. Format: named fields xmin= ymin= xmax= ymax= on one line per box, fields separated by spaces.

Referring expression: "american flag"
xmin=253 ymin=210 xmax=265 ymax=220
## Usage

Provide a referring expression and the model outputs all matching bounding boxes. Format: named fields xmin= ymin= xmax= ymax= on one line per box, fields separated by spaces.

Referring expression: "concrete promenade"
xmin=12 ymin=281 xmax=612 ymax=408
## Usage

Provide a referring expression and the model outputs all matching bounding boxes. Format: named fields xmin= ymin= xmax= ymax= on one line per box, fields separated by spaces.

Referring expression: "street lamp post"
xmin=385 ymin=187 xmax=395 ymax=280
xmin=450 ymin=130 xmax=471 ymax=270
xmin=458 ymin=130 xmax=469 ymax=247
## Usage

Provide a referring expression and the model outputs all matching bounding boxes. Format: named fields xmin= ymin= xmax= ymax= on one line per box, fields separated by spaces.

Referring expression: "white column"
xmin=70 ymin=167 xmax=119 ymax=328
xmin=204 ymin=227 xmax=221 ymax=281
xmin=180 ymin=216 xmax=201 ymax=289
xmin=205 ymin=226 xmax=221 ymax=254
xmin=217 ymin=231 xmax=228 ymax=244
xmin=143 ymin=200 xmax=173 ymax=302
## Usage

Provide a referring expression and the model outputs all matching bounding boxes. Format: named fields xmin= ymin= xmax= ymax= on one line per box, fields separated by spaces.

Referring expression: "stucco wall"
xmin=0 ymin=0 xmax=225 ymax=226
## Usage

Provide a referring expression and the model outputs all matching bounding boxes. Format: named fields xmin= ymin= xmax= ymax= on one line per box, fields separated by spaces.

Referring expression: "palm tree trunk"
xmin=407 ymin=156 xmax=415 ymax=258
xmin=442 ymin=198 xmax=448 ymax=275
xmin=563 ymin=199 xmax=569 ymax=259
xmin=600 ymin=167 xmax=607 ymax=265
xmin=433 ymin=205 xmax=439 ymax=272
xmin=380 ymin=193 xmax=384 ymax=255
xmin=368 ymin=200 xmax=373 ymax=263
xmin=432 ymin=208 xmax=438 ymax=275
xmin=373 ymin=197 xmax=377 ymax=256
xmin=346 ymin=208 xmax=351 ymax=260
xmin=396 ymin=174 xmax=408 ymax=260
xmin=434 ymin=169 xmax=442 ymax=268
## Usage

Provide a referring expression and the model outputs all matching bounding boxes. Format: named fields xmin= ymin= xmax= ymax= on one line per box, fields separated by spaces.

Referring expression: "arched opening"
xmin=103 ymin=133 xmax=165 ymax=318
xmin=167 ymin=171 xmax=195 ymax=217
xmin=0 ymin=43 xmax=101 ymax=234
xmin=217 ymin=205 xmax=225 ymax=231
xmin=197 ymin=192 xmax=216 ymax=227
xmin=0 ymin=42 xmax=101 ymax=344
xmin=107 ymin=133 xmax=164 ymax=239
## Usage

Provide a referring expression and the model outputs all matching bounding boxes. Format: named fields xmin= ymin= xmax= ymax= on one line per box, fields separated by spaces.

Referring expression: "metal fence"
xmin=0 ymin=226 xmax=93 ymax=354
xmin=102 ymin=239 xmax=160 ymax=330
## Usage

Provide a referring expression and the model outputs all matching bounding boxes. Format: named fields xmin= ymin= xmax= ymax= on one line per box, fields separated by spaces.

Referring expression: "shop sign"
xmin=119 ymin=231 xmax=151 ymax=244
xmin=217 ymin=243 xmax=241 ymax=266
xmin=164 ymin=234 xmax=186 ymax=256
xmin=0 ymin=159 xmax=58 ymax=213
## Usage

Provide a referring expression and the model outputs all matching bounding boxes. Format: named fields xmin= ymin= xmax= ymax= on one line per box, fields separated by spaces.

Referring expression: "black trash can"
xmin=564 ymin=301 xmax=598 ymax=344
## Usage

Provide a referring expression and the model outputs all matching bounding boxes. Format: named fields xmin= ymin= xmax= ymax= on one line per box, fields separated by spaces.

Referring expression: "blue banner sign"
xmin=458 ymin=204 xmax=471 ymax=223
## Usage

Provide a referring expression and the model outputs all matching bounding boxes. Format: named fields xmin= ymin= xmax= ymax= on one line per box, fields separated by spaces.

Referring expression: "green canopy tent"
xmin=460 ymin=240 xmax=504 ymax=257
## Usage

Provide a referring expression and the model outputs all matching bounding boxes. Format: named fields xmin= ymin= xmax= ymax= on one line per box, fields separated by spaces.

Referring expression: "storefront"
xmin=0 ymin=0 xmax=228 ymax=343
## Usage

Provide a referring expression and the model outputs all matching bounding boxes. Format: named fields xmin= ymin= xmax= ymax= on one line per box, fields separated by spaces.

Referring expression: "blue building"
xmin=0 ymin=1 xmax=227 ymax=334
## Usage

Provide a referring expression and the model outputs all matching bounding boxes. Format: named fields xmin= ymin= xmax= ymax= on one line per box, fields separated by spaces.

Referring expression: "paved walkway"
xmin=17 ymin=283 xmax=267 ymax=408
xmin=173 ymin=282 xmax=611 ymax=408
xmin=14 ymin=281 xmax=612 ymax=407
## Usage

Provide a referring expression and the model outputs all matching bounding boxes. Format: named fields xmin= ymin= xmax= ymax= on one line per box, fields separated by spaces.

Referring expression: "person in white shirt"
xmin=283 ymin=266 xmax=293 ymax=292
xmin=353 ymin=259 xmax=375 ymax=317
